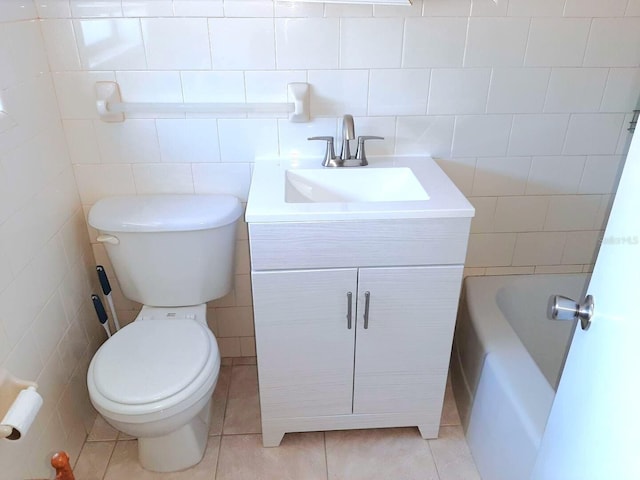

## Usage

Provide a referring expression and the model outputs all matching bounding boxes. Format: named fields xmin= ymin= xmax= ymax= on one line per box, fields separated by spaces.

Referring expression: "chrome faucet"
xmin=308 ymin=114 xmax=384 ymax=167
xmin=340 ymin=114 xmax=355 ymax=161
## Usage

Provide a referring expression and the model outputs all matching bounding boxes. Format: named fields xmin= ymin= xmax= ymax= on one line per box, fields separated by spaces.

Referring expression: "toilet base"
xmin=138 ymin=398 xmax=212 ymax=472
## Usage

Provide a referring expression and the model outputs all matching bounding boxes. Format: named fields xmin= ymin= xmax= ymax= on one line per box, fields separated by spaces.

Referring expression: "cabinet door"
xmin=252 ymin=269 xmax=357 ymax=419
xmin=353 ymin=266 xmax=463 ymax=415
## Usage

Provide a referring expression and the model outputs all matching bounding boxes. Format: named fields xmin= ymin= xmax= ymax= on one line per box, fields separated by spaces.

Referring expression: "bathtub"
xmin=450 ymin=273 xmax=589 ymax=480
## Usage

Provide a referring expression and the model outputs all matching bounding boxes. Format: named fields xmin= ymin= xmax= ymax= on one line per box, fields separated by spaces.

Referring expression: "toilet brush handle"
xmin=96 ymin=265 xmax=112 ymax=295
xmin=91 ymin=295 xmax=111 ymax=338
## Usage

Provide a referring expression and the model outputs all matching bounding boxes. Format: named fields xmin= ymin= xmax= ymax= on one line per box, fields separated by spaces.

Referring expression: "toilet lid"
xmin=92 ymin=320 xmax=212 ymax=405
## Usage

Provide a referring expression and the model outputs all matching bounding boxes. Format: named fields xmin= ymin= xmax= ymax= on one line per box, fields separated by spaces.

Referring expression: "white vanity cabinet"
xmin=249 ymin=218 xmax=469 ymax=447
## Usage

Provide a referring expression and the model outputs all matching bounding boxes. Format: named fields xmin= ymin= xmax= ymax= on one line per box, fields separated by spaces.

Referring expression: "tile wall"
xmin=38 ymin=0 xmax=640 ymax=356
xmin=0 ymin=2 xmax=101 ymax=479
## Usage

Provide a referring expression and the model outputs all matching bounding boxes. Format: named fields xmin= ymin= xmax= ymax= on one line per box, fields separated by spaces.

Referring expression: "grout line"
xmin=323 ymin=431 xmax=329 ymax=480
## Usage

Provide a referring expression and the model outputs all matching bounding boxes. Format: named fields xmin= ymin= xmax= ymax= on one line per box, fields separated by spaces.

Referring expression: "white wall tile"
xmin=428 ymin=68 xmax=490 ymax=114
xmin=394 ymin=116 xmax=454 ymax=158
xmin=526 ymin=155 xmax=585 ymax=195
xmin=486 ymin=68 xmax=550 ymax=114
xmin=472 ymin=155 xmax=530 ymax=196
xmin=564 ymin=0 xmax=628 ymax=17
xmin=493 ymin=196 xmax=549 ymax=232
xmin=524 ymin=18 xmax=590 ymax=67
xmin=374 ymin=0 xmax=423 ymax=17
xmin=95 ymin=120 xmax=160 ymax=163
xmin=578 ymin=155 xmax=624 ymax=194
xmin=544 ymin=68 xmax=608 ymax=113
xmin=275 ymin=18 xmax=339 ymax=69
xmin=70 ymin=0 xmax=122 ymax=17
xmin=468 ymin=196 xmax=496 ymax=233
xmin=173 ymin=0 xmax=224 ymax=16
xmin=40 ymin=20 xmax=80 ymax=71
xmin=600 ymin=68 xmax=640 ymax=112
xmin=217 ymin=119 xmax=279 ymax=162
xmin=339 ymin=18 xmax=403 ymax=69
xmin=74 ymin=164 xmax=136 ymax=203
xmin=116 ymin=71 xmax=182 ymax=102
xmin=142 ymin=18 xmax=211 ymax=70
xmin=157 ymin=119 xmax=220 ymax=163
xmin=508 ymin=114 xmax=569 ymax=156
xmin=507 ymin=0 xmax=564 ymax=17
xmin=563 ymin=114 xmax=625 ymax=155
xmin=75 ymin=18 xmax=146 ymax=70
xmin=465 ymin=233 xmax=516 ymax=267
xmin=244 ymin=70 xmax=306 ymax=103
xmin=122 ymin=0 xmax=173 ymax=16
xmin=369 ymin=69 xmax=430 ymax=116
xmin=132 ymin=163 xmax=195 ymax=194
xmin=63 ymin=119 xmax=100 ymax=164
xmin=628 ymin=0 xmax=640 ymax=16
xmin=403 ymin=18 xmax=467 ymax=68
xmin=192 ymin=163 xmax=251 ymax=200
xmin=452 ymin=115 xmax=512 ymax=157
xmin=433 ymin=157 xmax=476 ymax=196
xmin=544 ymin=195 xmax=602 ymax=231
xmin=308 ymin=70 xmax=369 ymax=117
xmin=583 ymin=18 xmax=640 ymax=67
xmin=209 ymin=18 xmax=275 ymax=70
xmin=31 ymin=293 xmax=68 ymax=366
xmin=277 ymin=117 xmax=337 ymax=158
xmin=223 ymin=0 xmax=274 ymax=17
xmin=53 ymin=71 xmax=116 ymax=119
xmin=562 ymin=231 xmax=601 ymax=265
xmin=0 ymin=21 xmax=49 ymax=90
xmin=324 ymin=3 xmax=372 ymax=17
xmin=352 ymin=116 xmax=396 ymax=156
xmin=512 ymin=231 xmax=565 ymax=266
xmin=423 ymin=0 xmax=470 ymax=16
xmin=471 ymin=0 xmax=507 ymax=17
xmin=181 ymin=71 xmax=245 ymax=103
xmin=36 ymin=0 xmax=72 ymax=18
xmin=465 ymin=17 xmax=529 ymax=67
xmin=274 ymin=1 xmax=324 ymax=17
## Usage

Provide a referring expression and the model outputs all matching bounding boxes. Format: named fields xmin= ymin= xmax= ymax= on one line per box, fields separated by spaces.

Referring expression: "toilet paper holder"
xmin=0 ymin=370 xmax=42 ymax=440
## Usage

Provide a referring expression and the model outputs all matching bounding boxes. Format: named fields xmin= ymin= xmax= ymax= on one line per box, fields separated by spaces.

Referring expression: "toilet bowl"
xmin=87 ymin=195 xmax=242 ymax=472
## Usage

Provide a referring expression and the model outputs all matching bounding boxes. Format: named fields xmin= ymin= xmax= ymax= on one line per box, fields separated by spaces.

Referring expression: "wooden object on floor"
xmin=51 ymin=451 xmax=75 ymax=480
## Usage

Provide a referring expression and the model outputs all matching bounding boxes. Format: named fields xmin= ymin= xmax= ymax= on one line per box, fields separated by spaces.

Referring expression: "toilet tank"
xmin=88 ymin=195 xmax=243 ymax=307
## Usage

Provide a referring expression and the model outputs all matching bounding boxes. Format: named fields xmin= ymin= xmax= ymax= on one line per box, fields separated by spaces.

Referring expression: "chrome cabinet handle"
xmin=347 ymin=292 xmax=353 ymax=330
xmin=363 ymin=291 xmax=371 ymax=329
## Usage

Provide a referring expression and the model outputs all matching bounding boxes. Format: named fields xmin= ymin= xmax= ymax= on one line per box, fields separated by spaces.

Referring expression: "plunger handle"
xmin=51 ymin=451 xmax=75 ymax=480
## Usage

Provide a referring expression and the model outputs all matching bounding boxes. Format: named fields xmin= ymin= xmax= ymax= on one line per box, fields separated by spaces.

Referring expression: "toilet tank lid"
xmin=88 ymin=195 xmax=243 ymax=233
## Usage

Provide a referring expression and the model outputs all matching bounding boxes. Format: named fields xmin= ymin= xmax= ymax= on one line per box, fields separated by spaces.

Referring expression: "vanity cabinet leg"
xmin=418 ymin=424 xmax=438 ymax=440
xmin=262 ymin=429 xmax=285 ymax=447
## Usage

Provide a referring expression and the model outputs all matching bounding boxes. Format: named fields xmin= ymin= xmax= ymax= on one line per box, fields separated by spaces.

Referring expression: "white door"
xmin=531 ymin=130 xmax=640 ymax=479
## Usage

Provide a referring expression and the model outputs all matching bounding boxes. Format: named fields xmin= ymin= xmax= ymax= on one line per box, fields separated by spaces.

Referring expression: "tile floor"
xmin=75 ymin=357 xmax=480 ymax=480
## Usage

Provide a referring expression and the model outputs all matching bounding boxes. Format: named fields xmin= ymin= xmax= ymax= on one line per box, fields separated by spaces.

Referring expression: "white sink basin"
xmin=246 ymin=157 xmax=475 ymax=222
xmin=285 ymin=167 xmax=430 ymax=203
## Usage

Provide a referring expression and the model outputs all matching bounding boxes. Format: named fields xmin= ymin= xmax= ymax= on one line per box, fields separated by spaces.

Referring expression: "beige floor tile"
xmin=325 ymin=428 xmax=439 ymax=480
xmin=216 ymin=433 xmax=326 ymax=480
xmin=429 ymin=426 xmax=481 ymax=480
xmin=103 ymin=436 xmax=220 ymax=480
xmin=223 ymin=365 xmax=261 ymax=435
xmin=440 ymin=377 xmax=462 ymax=427
xmin=87 ymin=415 xmax=119 ymax=442
xmin=233 ymin=356 xmax=257 ymax=365
xmin=74 ymin=441 xmax=116 ymax=480
xmin=210 ymin=365 xmax=232 ymax=436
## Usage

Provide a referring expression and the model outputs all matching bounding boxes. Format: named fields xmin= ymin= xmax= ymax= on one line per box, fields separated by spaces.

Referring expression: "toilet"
xmin=86 ymin=194 xmax=242 ymax=472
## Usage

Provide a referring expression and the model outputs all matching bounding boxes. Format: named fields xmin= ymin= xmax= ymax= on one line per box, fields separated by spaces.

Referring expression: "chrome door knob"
xmin=548 ymin=295 xmax=594 ymax=331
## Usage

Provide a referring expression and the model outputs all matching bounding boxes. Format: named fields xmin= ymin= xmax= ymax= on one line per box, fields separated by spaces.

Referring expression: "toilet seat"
xmin=88 ymin=317 xmax=220 ymax=421
xmin=93 ymin=319 xmax=212 ymax=405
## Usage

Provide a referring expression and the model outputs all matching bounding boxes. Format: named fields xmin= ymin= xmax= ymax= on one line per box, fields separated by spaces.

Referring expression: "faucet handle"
xmin=308 ymin=136 xmax=340 ymax=167
xmin=355 ymin=136 xmax=384 ymax=166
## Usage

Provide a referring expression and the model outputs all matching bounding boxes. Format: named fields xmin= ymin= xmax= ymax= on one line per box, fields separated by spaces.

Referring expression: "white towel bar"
xmin=96 ymin=81 xmax=309 ymax=123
